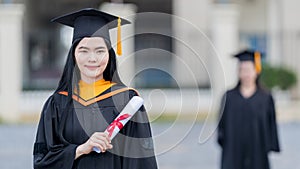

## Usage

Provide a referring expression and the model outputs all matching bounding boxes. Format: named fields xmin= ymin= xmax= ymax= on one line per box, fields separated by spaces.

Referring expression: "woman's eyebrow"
xmin=95 ymin=46 xmax=106 ymax=50
xmin=78 ymin=46 xmax=89 ymax=50
xmin=77 ymin=46 xmax=106 ymax=50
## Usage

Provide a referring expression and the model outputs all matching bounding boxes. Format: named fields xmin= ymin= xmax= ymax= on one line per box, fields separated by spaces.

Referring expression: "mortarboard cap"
xmin=234 ymin=50 xmax=262 ymax=74
xmin=51 ymin=8 xmax=131 ymax=55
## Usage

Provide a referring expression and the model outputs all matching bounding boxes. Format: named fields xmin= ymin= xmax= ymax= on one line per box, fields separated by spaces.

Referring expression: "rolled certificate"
xmin=93 ymin=96 xmax=144 ymax=153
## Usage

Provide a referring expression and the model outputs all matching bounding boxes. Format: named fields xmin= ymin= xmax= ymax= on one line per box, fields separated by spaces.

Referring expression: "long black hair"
xmin=55 ymin=38 xmax=124 ymax=140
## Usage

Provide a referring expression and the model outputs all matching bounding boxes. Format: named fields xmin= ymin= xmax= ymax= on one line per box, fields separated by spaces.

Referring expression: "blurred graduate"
xmin=33 ymin=8 xmax=157 ymax=169
xmin=217 ymin=50 xmax=280 ymax=169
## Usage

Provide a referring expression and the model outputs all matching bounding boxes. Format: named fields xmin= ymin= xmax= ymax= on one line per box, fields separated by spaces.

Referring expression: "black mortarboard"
xmin=234 ymin=50 xmax=262 ymax=74
xmin=51 ymin=8 xmax=131 ymax=55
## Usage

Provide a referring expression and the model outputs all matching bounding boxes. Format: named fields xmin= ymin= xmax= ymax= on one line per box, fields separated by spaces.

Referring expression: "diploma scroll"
xmin=93 ymin=96 xmax=144 ymax=153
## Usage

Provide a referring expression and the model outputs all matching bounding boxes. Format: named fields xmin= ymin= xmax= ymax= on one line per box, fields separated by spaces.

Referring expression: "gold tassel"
xmin=117 ymin=17 xmax=122 ymax=56
xmin=254 ymin=51 xmax=262 ymax=74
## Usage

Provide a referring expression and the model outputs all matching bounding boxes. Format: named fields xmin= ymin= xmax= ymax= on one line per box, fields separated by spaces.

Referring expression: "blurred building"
xmin=0 ymin=0 xmax=300 ymax=122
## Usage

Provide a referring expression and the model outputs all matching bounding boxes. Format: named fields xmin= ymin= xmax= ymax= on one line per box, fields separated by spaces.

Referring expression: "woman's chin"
xmin=241 ymin=80 xmax=256 ymax=86
xmin=81 ymin=72 xmax=102 ymax=79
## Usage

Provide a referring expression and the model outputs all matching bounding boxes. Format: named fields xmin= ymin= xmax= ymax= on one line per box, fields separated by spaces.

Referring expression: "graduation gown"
xmin=217 ymin=87 xmax=280 ymax=169
xmin=33 ymin=85 xmax=158 ymax=169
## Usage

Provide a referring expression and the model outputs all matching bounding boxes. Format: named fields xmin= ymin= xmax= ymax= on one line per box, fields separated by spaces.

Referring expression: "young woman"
xmin=33 ymin=8 xmax=157 ymax=169
xmin=217 ymin=50 xmax=280 ymax=169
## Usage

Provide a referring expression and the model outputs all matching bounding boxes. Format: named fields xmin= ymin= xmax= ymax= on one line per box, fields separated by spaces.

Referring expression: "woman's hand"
xmin=75 ymin=132 xmax=113 ymax=159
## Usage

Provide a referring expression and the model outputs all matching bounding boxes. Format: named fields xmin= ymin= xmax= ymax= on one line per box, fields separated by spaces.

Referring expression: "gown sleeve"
xmin=266 ymin=95 xmax=280 ymax=152
xmin=33 ymin=96 xmax=78 ymax=169
xmin=119 ymin=90 xmax=158 ymax=169
xmin=217 ymin=93 xmax=227 ymax=147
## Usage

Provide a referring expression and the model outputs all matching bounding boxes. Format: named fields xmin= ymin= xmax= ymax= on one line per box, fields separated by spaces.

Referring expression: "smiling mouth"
xmin=85 ymin=65 xmax=100 ymax=69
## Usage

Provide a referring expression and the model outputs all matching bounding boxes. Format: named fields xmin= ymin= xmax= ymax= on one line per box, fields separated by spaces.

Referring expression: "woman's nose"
xmin=88 ymin=53 xmax=97 ymax=62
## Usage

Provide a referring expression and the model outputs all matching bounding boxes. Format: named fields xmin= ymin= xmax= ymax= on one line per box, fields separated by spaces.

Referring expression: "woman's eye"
xmin=96 ymin=50 xmax=105 ymax=54
xmin=79 ymin=50 xmax=88 ymax=53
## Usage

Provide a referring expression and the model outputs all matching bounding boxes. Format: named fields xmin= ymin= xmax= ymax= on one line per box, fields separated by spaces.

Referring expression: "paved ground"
xmin=0 ymin=122 xmax=299 ymax=169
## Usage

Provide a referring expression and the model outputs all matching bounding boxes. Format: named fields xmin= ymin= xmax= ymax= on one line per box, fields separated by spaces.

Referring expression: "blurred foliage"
xmin=261 ymin=64 xmax=297 ymax=90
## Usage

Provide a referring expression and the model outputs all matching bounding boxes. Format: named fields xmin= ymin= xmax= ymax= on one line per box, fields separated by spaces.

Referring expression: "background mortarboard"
xmin=234 ymin=50 xmax=262 ymax=74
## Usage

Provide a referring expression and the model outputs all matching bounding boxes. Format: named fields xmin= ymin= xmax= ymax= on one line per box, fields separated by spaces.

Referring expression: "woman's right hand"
xmin=75 ymin=132 xmax=113 ymax=159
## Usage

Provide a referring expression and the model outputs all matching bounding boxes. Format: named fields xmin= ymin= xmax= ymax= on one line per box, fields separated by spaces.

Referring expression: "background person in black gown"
xmin=217 ymin=50 xmax=280 ymax=169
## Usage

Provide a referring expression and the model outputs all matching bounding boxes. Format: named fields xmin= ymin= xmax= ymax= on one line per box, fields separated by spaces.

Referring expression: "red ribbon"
xmin=106 ymin=114 xmax=131 ymax=138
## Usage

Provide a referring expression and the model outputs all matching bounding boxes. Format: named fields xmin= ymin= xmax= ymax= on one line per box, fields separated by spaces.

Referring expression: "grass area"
xmin=19 ymin=114 xmax=41 ymax=124
xmin=149 ymin=112 xmax=217 ymax=123
xmin=0 ymin=113 xmax=40 ymax=125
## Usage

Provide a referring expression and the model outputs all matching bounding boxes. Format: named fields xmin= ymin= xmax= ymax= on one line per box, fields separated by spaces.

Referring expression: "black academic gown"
xmin=33 ymin=85 xmax=158 ymax=169
xmin=217 ymin=87 xmax=280 ymax=169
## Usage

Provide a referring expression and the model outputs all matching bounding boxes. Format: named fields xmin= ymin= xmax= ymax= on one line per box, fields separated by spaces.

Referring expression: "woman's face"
xmin=75 ymin=37 xmax=109 ymax=83
xmin=238 ymin=61 xmax=257 ymax=86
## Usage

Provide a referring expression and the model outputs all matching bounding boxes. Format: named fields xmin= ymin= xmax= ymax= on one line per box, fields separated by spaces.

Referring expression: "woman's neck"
xmin=80 ymin=75 xmax=103 ymax=84
xmin=240 ymin=83 xmax=257 ymax=98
